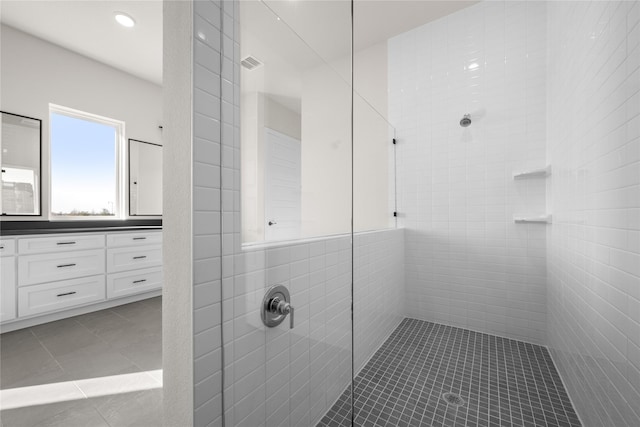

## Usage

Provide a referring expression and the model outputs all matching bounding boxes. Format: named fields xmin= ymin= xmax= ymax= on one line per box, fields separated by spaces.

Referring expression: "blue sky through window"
xmin=50 ymin=113 xmax=116 ymax=215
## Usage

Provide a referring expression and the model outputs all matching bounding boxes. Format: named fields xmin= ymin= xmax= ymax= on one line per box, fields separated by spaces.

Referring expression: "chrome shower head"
xmin=460 ymin=114 xmax=472 ymax=127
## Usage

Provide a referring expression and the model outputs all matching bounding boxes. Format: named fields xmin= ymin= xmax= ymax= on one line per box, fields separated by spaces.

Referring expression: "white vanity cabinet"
xmin=0 ymin=238 xmax=16 ymax=256
xmin=0 ymin=238 xmax=17 ymax=322
xmin=1 ymin=229 xmax=162 ymax=331
xmin=106 ymin=231 xmax=163 ymax=299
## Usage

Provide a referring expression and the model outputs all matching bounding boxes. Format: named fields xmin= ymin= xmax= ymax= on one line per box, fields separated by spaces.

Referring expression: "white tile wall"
xmin=546 ymin=1 xmax=640 ymax=425
xmin=354 ymin=229 xmax=405 ymax=372
xmin=223 ymin=236 xmax=351 ymax=427
xmin=192 ymin=1 xmax=225 ymax=426
xmin=220 ymin=228 xmax=404 ymax=427
xmin=388 ymin=1 xmax=548 ymax=344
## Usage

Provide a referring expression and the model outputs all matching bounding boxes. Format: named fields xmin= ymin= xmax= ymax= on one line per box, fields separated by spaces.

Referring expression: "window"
xmin=50 ymin=105 xmax=124 ymax=218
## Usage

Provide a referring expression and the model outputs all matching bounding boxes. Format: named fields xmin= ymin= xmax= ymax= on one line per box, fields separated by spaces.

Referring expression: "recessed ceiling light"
xmin=115 ymin=12 xmax=136 ymax=28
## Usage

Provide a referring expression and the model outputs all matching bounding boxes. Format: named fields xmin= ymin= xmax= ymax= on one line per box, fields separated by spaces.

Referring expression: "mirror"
xmin=129 ymin=139 xmax=162 ymax=216
xmin=0 ymin=111 xmax=42 ymax=216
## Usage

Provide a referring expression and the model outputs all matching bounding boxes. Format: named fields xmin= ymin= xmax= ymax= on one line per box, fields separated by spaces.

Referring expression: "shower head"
xmin=460 ymin=114 xmax=472 ymax=127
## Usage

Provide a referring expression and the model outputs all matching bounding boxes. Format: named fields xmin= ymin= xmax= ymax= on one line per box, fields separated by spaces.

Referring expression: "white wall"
xmin=264 ymin=95 xmax=301 ymax=140
xmin=300 ymin=46 xmax=393 ymax=239
xmin=390 ymin=1 xmax=548 ymax=344
xmin=354 ymin=42 xmax=393 ymax=233
xmin=162 ymin=1 xmax=195 ymax=425
xmin=546 ymin=1 xmax=640 ymax=425
xmin=0 ymin=24 xmax=163 ymax=220
xmin=300 ymin=62 xmax=352 ymax=238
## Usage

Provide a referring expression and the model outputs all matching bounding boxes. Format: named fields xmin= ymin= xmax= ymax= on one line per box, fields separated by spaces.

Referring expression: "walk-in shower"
xmin=193 ymin=0 xmax=640 ymax=426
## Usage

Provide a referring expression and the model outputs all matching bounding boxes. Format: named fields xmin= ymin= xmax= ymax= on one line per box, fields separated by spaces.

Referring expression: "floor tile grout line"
xmin=433 ymin=324 xmax=462 ymax=425
xmin=1 ymin=298 xmax=163 ymax=427
xmin=401 ymin=321 xmax=440 ymax=424
xmin=417 ymin=322 xmax=453 ymax=426
xmin=319 ymin=317 xmax=581 ymax=427
xmin=388 ymin=320 xmax=436 ymax=423
xmin=523 ymin=340 xmax=551 ymax=426
xmin=31 ymin=329 xmax=66 ymax=374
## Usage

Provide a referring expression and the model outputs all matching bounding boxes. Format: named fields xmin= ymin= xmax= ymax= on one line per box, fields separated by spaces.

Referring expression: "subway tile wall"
xmin=546 ymin=1 xmax=640 ymax=425
xmin=192 ymin=0 xmax=225 ymax=426
xmin=354 ymin=229 xmax=405 ymax=372
xmin=224 ymin=236 xmax=352 ymax=427
xmin=220 ymin=228 xmax=404 ymax=427
xmin=388 ymin=1 xmax=548 ymax=344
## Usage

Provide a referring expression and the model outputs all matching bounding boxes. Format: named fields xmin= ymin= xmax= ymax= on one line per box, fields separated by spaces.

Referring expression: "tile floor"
xmin=319 ymin=318 xmax=581 ymax=427
xmin=0 ymin=297 xmax=162 ymax=427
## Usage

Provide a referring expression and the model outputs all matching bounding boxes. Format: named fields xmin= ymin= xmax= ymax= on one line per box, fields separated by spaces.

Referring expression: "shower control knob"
xmin=261 ymin=285 xmax=294 ymax=329
xmin=268 ymin=297 xmax=294 ymax=329
xmin=269 ymin=297 xmax=288 ymax=314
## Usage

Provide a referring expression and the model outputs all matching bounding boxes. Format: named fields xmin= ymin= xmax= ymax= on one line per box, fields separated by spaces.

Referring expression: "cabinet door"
xmin=1 ymin=257 xmax=17 ymax=322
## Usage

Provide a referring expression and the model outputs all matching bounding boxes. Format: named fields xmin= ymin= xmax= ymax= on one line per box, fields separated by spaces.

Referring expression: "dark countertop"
xmin=0 ymin=220 xmax=162 ymax=236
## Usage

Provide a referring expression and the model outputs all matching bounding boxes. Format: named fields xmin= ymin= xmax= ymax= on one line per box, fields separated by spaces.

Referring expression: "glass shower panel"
xmin=240 ymin=1 xmax=353 ymax=245
xmin=351 ymin=90 xmax=404 ymax=427
xmin=223 ymin=1 xmax=353 ymax=426
xmin=353 ymin=93 xmax=397 ymax=233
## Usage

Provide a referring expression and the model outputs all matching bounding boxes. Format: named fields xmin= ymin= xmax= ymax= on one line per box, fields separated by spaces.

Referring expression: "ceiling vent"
xmin=241 ymin=55 xmax=263 ymax=70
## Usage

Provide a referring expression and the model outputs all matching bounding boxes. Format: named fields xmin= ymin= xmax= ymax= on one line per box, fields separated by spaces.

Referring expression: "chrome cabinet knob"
xmin=261 ymin=285 xmax=294 ymax=329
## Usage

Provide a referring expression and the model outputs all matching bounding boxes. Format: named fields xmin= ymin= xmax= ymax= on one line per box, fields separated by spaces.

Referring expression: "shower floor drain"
xmin=442 ymin=392 xmax=465 ymax=407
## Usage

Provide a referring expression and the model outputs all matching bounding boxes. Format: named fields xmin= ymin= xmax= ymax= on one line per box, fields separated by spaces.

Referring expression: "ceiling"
xmin=354 ymin=1 xmax=479 ymax=50
xmin=1 ymin=0 xmax=163 ymax=85
xmin=1 ymin=0 xmax=477 ymax=88
xmin=242 ymin=0 xmax=478 ymax=113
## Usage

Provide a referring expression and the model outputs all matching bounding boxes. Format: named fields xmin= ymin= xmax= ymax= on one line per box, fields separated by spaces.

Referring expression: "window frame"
xmin=49 ymin=104 xmax=126 ymax=220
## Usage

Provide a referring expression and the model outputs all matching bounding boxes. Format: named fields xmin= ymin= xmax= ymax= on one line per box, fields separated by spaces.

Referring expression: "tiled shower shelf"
xmin=514 ymin=215 xmax=552 ymax=224
xmin=513 ymin=165 xmax=551 ymax=179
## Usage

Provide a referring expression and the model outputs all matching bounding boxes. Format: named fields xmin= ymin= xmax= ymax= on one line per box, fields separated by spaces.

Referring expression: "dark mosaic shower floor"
xmin=318 ymin=318 xmax=581 ymax=427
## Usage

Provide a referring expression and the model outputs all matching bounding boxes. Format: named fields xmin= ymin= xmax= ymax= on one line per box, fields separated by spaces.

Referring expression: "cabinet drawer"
xmin=1 ymin=257 xmax=16 ymax=322
xmin=107 ymin=245 xmax=162 ymax=273
xmin=19 ymin=234 xmax=105 ymax=255
xmin=107 ymin=231 xmax=162 ymax=248
xmin=18 ymin=249 xmax=105 ymax=286
xmin=0 ymin=239 xmax=16 ymax=257
xmin=107 ymin=267 xmax=162 ymax=299
xmin=18 ymin=275 xmax=105 ymax=317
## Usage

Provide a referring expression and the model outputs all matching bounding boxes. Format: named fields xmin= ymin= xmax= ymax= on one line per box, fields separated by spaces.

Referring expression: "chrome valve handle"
xmin=261 ymin=285 xmax=294 ymax=329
